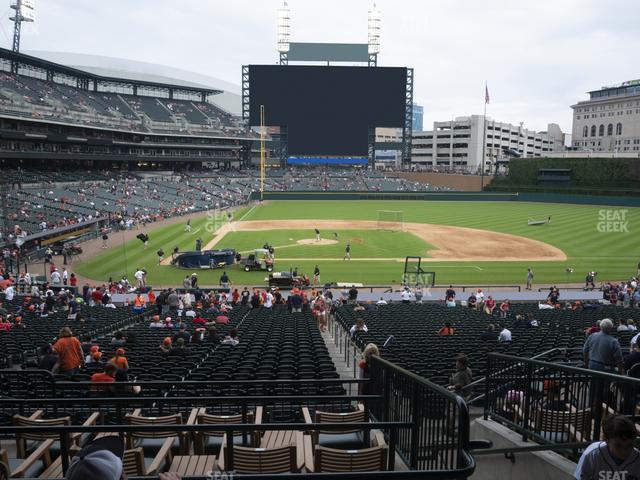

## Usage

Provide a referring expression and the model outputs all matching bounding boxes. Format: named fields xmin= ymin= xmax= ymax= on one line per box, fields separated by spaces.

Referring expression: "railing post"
xmin=484 ymin=355 xmax=492 ymax=421
xmin=60 ymin=431 xmax=70 ymax=475
xmin=521 ymin=361 xmax=534 ymax=442
xmin=241 ymin=403 xmax=248 ymax=445
xmin=226 ymin=428 xmax=234 ymax=472
xmin=409 ymin=383 xmax=421 ymax=469
xmin=388 ymin=425 xmax=397 ymax=471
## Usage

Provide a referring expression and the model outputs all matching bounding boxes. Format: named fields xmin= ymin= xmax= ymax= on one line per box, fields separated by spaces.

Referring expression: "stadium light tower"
xmin=9 ymin=0 xmax=35 ymax=53
xmin=367 ymin=2 xmax=380 ymax=66
xmin=277 ymin=1 xmax=290 ymax=65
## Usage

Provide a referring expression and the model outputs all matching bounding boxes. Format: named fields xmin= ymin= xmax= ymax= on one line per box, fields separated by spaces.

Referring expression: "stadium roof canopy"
xmin=24 ymin=50 xmax=242 ymax=115
xmin=0 ymin=47 xmax=223 ymax=101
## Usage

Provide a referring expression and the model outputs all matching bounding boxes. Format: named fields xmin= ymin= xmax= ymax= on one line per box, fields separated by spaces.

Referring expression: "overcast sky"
xmin=2 ymin=0 xmax=638 ymax=133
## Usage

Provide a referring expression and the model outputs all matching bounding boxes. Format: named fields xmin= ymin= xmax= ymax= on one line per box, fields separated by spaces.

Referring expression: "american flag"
xmin=485 ymin=84 xmax=490 ymax=104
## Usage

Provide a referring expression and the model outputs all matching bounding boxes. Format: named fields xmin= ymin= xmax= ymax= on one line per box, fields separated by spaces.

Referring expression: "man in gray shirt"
xmin=167 ymin=289 xmax=179 ymax=314
xmin=583 ymin=318 xmax=625 ymax=375
xmin=575 ymin=415 xmax=640 ymax=480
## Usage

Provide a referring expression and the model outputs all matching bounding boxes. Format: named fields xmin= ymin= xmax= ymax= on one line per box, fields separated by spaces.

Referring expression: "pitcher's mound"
xmin=297 ymin=238 xmax=338 ymax=246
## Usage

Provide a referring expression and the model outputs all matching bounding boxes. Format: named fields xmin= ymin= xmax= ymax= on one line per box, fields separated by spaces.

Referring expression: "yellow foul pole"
xmin=260 ymin=104 xmax=265 ymax=201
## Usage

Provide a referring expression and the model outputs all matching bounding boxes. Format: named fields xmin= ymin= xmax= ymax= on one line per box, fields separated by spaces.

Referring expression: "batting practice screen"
xmin=248 ymin=65 xmax=407 ymax=156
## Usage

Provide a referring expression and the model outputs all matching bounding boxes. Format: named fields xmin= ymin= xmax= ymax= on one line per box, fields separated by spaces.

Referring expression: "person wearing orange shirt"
xmin=90 ymin=363 xmax=117 ymax=393
xmin=132 ymin=294 xmax=146 ymax=313
xmin=110 ymin=348 xmax=129 ymax=371
xmin=53 ymin=327 xmax=84 ymax=376
xmin=437 ymin=322 xmax=456 ymax=336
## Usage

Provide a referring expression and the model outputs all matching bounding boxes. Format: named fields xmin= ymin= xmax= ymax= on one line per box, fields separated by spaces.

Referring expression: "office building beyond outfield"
xmin=411 ymin=115 xmax=567 ymax=172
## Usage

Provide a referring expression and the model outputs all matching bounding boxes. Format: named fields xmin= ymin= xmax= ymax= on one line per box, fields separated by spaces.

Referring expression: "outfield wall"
xmin=252 ymin=191 xmax=517 ymax=201
xmin=252 ymin=191 xmax=640 ymax=206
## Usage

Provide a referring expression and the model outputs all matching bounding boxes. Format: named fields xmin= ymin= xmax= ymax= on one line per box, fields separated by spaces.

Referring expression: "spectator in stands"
xmin=111 ymin=331 xmax=126 ymax=347
xmin=359 ymin=343 xmax=380 ymax=396
xmin=159 ymin=337 xmax=172 ymax=354
xmin=231 ymin=288 xmax=240 ymax=305
xmin=37 ymin=344 xmax=58 ymax=372
xmin=85 ymin=345 xmax=101 ymax=364
xmin=498 ymin=325 xmax=512 ymax=343
xmin=53 ymin=327 xmax=84 ymax=376
xmin=206 ymin=327 xmax=220 ymax=344
xmin=445 ymin=285 xmax=456 ymax=301
xmin=437 ymin=322 xmax=455 ymax=336
xmin=0 ymin=317 xmax=11 ymax=332
xmin=110 ymin=348 xmax=129 ymax=371
xmin=547 ymin=286 xmax=560 ymax=305
xmin=526 ymin=312 xmax=539 ymax=328
xmin=448 ymin=354 xmax=472 ymax=399
xmin=414 ymin=284 xmax=424 ymax=303
xmin=526 ymin=268 xmax=534 ymax=290
xmin=513 ymin=315 xmax=527 ymax=329
xmin=289 ymin=289 xmax=303 ymax=313
xmin=348 ymin=287 xmax=359 ymax=304
xmin=499 ymin=300 xmax=510 ymax=318
xmin=475 ymin=289 xmax=485 ymax=310
xmin=617 ymin=319 xmax=630 ymax=332
xmin=350 ymin=318 xmax=368 ymax=336
xmin=172 ymin=323 xmax=191 ymax=344
xmin=480 ymin=324 xmax=498 ymax=341
xmin=241 ymin=287 xmax=250 ymax=306
xmin=467 ymin=293 xmax=477 ymax=309
xmin=90 ymin=363 xmax=117 ymax=394
xmin=400 ymin=287 xmax=412 ymax=303
xmin=628 ymin=319 xmax=638 ymax=332
xmin=484 ymin=296 xmax=496 ymax=315
xmin=376 ymin=297 xmax=388 ymax=305
xmin=445 ymin=296 xmax=456 ymax=308
xmin=624 ymin=346 xmax=640 ymax=372
xmin=222 ymin=328 xmax=240 ymax=346
xmin=583 ymin=318 xmax=625 ymax=375
xmin=575 ymin=415 xmax=640 ymax=480
xmin=149 ymin=315 xmax=164 ymax=328
xmin=167 ymin=289 xmax=179 ymax=314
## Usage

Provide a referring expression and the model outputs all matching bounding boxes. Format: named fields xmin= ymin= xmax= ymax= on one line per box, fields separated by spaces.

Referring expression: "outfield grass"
xmin=75 ymin=201 xmax=640 ymax=286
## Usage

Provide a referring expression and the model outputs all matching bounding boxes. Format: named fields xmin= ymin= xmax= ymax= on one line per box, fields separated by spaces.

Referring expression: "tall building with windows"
xmin=571 ymin=79 xmax=640 ymax=153
xmin=412 ymin=103 xmax=423 ymax=131
xmin=411 ymin=115 xmax=566 ymax=171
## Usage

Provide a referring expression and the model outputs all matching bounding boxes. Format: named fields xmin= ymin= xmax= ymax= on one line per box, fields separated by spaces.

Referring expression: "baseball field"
xmin=74 ymin=200 xmax=639 ymax=287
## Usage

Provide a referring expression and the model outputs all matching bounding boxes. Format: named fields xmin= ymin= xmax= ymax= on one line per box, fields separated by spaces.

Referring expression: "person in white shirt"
xmin=50 ymin=269 xmax=61 ymax=285
xmin=400 ymin=288 xmax=412 ymax=303
xmin=498 ymin=326 xmax=512 ymax=343
xmin=134 ymin=269 xmax=145 ymax=288
xmin=475 ymin=289 xmax=485 ymax=308
xmin=4 ymin=285 xmax=15 ymax=301
xmin=376 ymin=297 xmax=388 ymax=305
xmin=264 ymin=291 xmax=273 ymax=309
xmin=350 ymin=318 xmax=369 ymax=335
xmin=574 ymin=415 xmax=640 ymax=480
xmin=62 ymin=268 xmax=68 ymax=285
